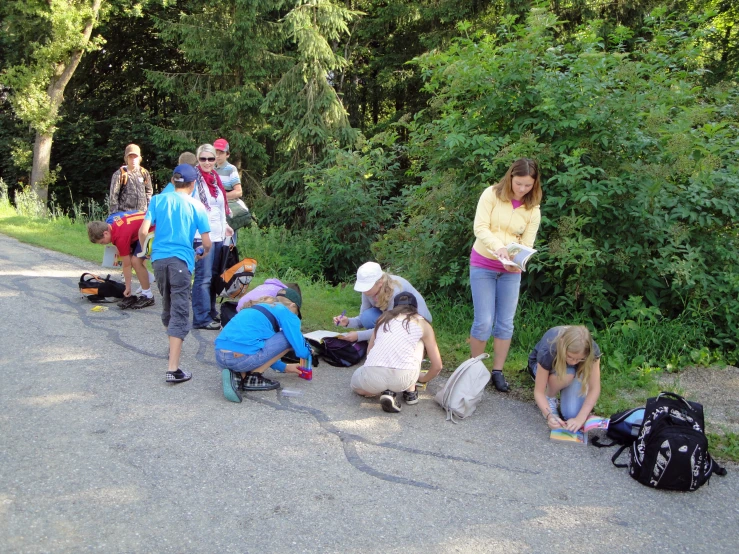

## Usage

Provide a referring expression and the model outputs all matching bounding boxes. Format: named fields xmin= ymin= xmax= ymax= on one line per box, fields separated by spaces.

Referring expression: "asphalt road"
xmin=1 ymin=234 xmax=737 ymax=553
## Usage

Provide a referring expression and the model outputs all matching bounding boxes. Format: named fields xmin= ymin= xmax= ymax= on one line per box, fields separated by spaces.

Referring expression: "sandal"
xmin=491 ymin=370 xmax=510 ymax=393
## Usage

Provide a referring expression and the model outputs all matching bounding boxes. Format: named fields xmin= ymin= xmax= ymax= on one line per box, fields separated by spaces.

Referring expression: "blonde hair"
xmin=374 ymin=273 xmax=400 ymax=311
xmin=553 ymin=325 xmax=596 ymax=396
xmin=493 ymin=158 xmax=542 ymax=210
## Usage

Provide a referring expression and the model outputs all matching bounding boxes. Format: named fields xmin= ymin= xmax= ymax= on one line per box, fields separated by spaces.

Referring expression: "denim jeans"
xmin=359 ymin=307 xmax=382 ymax=330
xmin=530 ymin=363 xmax=584 ymax=420
xmin=469 ymin=266 xmax=521 ymax=341
xmin=215 ymin=332 xmax=291 ymax=374
xmin=192 ymin=240 xmax=223 ymax=327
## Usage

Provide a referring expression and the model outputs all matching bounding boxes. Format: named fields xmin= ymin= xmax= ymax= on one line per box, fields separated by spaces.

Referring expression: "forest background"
xmin=1 ymin=0 xmax=738 ymax=375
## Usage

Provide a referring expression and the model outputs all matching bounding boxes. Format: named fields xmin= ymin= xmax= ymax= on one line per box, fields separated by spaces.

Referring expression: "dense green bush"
xmin=372 ymin=9 xmax=739 ymax=353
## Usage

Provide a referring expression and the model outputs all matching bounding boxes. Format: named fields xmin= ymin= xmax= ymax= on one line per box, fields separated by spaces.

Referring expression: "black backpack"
xmin=622 ymin=392 xmax=726 ymax=491
xmin=310 ymin=337 xmax=368 ymax=367
xmin=79 ymin=273 xmax=126 ymax=302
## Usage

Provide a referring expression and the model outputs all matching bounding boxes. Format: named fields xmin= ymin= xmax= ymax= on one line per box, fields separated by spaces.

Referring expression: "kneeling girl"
xmin=215 ymin=289 xmax=312 ymax=402
xmin=351 ymin=292 xmax=442 ymax=413
xmin=529 ymin=325 xmax=601 ymax=431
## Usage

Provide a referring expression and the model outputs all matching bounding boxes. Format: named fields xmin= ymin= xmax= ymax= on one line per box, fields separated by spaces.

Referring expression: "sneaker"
xmin=547 ymin=396 xmax=560 ymax=417
xmin=119 ymin=295 xmax=139 ymax=310
xmin=380 ymin=390 xmax=401 ymax=413
xmin=166 ymin=369 xmax=192 ymax=384
xmin=491 ymin=370 xmax=510 ymax=393
xmin=241 ymin=372 xmax=280 ymax=392
xmin=402 ymin=390 xmax=419 ymax=405
xmin=195 ymin=321 xmax=221 ymax=330
xmin=131 ymin=296 xmax=155 ymax=309
xmin=222 ymin=369 xmax=242 ymax=403
xmin=297 ymin=366 xmax=313 ymax=381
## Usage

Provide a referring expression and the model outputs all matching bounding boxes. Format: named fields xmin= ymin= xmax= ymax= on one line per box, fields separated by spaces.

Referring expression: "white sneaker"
xmin=547 ymin=396 xmax=559 ymax=417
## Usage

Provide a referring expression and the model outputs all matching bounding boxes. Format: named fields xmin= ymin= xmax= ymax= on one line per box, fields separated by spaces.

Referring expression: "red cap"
xmin=213 ymin=138 xmax=229 ymax=152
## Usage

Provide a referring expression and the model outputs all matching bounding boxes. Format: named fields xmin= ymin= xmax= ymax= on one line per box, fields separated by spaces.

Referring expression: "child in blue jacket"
xmin=214 ymin=289 xmax=312 ymax=402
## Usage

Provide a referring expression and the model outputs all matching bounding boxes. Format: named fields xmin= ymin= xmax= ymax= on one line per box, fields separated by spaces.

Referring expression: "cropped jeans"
xmin=215 ymin=332 xmax=291 ymax=374
xmin=192 ymin=240 xmax=223 ymax=327
xmin=469 ymin=266 xmax=521 ymax=342
xmin=530 ymin=363 xmax=585 ymax=420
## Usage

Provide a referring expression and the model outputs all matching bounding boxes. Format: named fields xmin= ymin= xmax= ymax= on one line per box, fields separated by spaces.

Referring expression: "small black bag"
xmin=310 ymin=337 xmax=368 ymax=367
xmin=79 ymin=273 xmax=126 ymax=303
xmin=625 ymin=392 xmax=726 ymax=491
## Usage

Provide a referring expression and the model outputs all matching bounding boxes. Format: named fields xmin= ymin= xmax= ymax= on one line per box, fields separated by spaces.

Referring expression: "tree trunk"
xmin=30 ymin=133 xmax=53 ymax=203
xmin=30 ymin=0 xmax=102 ymax=208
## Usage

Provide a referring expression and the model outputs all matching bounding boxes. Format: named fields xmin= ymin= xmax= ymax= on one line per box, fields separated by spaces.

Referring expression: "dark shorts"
xmin=153 ymin=257 xmax=192 ymax=340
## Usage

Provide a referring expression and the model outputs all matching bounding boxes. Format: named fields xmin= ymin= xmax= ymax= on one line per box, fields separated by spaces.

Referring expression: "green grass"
xmin=2 ymin=204 xmax=737 ymax=462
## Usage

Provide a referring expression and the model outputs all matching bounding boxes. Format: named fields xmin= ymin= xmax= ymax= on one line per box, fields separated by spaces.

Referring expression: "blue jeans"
xmin=215 ymin=333 xmax=291 ymax=374
xmin=469 ymin=266 xmax=521 ymax=341
xmin=530 ymin=364 xmax=584 ymax=420
xmin=359 ymin=307 xmax=382 ymax=330
xmin=192 ymin=240 xmax=223 ymax=327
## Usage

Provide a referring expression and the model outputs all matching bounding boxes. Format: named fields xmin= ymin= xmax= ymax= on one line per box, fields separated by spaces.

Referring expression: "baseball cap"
xmin=172 ymin=164 xmax=197 ymax=184
xmin=213 ymin=138 xmax=229 ymax=152
xmin=124 ymin=144 xmax=141 ymax=158
xmin=277 ymin=288 xmax=302 ymax=319
xmin=354 ymin=262 xmax=383 ymax=292
xmin=393 ymin=292 xmax=418 ymax=309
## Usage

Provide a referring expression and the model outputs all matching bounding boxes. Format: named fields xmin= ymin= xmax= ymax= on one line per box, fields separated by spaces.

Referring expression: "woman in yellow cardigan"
xmin=469 ymin=158 xmax=542 ymax=392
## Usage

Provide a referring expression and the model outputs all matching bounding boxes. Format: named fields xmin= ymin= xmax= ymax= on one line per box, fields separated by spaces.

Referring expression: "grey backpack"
xmin=435 ymin=353 xmax=491 ymax=422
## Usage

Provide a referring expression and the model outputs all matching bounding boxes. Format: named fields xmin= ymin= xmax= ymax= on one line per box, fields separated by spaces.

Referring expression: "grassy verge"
xmin=2 ymin=205 xmax=736 ymax=462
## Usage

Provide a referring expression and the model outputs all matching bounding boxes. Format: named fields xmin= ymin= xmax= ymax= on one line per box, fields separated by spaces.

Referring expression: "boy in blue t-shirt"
xmin=139 ymin=164 xmax=211 ymax=384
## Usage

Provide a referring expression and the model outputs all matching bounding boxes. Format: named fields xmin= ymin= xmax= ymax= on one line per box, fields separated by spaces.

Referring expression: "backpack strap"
xmin=249 ymin=304 xmax=280 ymax=333
xmin=611 ymin=445 xmax=629 ymax=468
xmin=591 ymin=436 xmax=618 ymax=448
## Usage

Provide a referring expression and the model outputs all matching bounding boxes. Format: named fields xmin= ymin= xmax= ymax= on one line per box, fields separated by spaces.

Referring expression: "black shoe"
xmin=119 ymin=295 xmax=139 ymax=309
xmin=166 ymin=368 xmax=192 ymax=384
xmin=491 ymin=370 xmax=510 ymax=393
xmin=403 ymin=390 xmax=419 ymax=405
xmin=131 ymin=296 xmax=155 ymax=309
xmin=241 ymin=373 xmax=280 ymax=392
xmin=380 ymin=390 xmax=401 ymax=413
xmin=195 ymin=321 xmax=221 ymax=330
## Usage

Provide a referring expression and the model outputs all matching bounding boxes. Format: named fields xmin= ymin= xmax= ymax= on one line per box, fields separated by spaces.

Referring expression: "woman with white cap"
xmin=333 ymin=262 xmax=432 ymax=343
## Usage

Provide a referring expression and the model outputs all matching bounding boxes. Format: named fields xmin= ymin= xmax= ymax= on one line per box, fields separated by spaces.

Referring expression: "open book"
xmin=303 ymin=330 xmax=347 ymax=343
xmin=489 ymin=243 xmax=537 ymax=271
xmin=549 ymin=416 xmax=610 ymax=445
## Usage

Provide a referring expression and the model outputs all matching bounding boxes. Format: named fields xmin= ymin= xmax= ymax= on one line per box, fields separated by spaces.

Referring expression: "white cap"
xmin=354 ymin=262 xmax=383 ymax=292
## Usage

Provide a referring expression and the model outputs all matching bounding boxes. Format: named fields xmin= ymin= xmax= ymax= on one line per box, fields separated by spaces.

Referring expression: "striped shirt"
xmin=365 ymin=316 xmax=425 ymax=371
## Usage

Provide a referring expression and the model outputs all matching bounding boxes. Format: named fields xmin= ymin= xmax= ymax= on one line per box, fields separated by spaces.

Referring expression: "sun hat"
xmin=124 ymin=144 xmax=141 ymax=160
xmin=172 ymin=164 xmax=197 ymax=184
xmin=213 ymin=138 xmax=230 ymax=152
xmin=354 ymin=262 xmax=384 ymax=292
xmin=277 ymin=288 xmax=302 ymax=319
xmin=393 ymin=292 xmax=418 ymax=309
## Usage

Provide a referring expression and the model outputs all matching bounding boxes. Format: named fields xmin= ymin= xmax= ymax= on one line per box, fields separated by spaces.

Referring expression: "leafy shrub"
xmin=372 ymin=9 xmax=739 ymax=349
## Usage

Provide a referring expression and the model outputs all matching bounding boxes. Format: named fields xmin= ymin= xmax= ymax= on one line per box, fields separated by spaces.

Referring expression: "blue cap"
xmin=172 ymin=164 xmax=197 ymax=184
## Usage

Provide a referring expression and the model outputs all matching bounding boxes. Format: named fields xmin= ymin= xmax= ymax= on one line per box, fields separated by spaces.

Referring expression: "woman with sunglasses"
xmin=192 ymin=143 xmax=233 ymax=330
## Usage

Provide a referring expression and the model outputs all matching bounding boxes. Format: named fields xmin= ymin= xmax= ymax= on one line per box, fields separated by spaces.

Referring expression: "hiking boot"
xmin=297 ymin=366 xmax=313 ymax=381
xmin=195 ymin=321 xmax=221 ymax=330
xmin=491 ymin=370 xmax=510 ymax=392
xmin=131 ymin=296 xmax=155 ymax=309
xmin=241 ymin=372 xmax=280 ymax=392
xmin=119 ymin=295 xmax=139 ymax=309
xmin=380 ymin=390 xmax=401 ymax=413
xmin=222 ymin=369 xmax=242 ymax=403
xmin=402 ymin=390 xmax=419 ymax=405
xmin=547 ymin=396 xmax=560 ymax=417
xmin=166 ymin=369 xmax=192 ymax=384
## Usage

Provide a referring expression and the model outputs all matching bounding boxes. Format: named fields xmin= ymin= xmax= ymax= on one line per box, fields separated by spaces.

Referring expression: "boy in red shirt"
xmin=87 ymin=212 xmax=155 ymax=309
